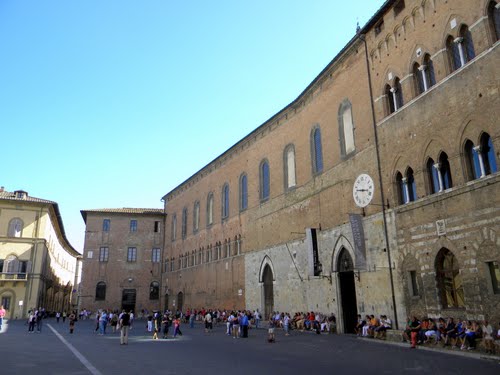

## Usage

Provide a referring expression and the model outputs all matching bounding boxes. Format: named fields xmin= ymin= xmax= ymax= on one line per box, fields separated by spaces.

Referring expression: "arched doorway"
xmin=164 ymin=293 xmax=169 ymax=311
xmin=435 ymin=248 xmax=464 ymax=309
xmin=338 ymin=248 xmax=358 ymax=334
xmin=262 ymin=264 xmax=274 ymax=320
xmin=177 ymin=292 xmax=184 ymax=312
xmin=121 ymin=289 xmax=136 ymax=313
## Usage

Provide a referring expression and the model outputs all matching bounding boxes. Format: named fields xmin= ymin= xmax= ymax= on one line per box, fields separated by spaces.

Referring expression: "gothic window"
xmin=149 ymin=281 xmax=159 ymax=300
xmin=423 ymin=54 xmax=436 ymax=87
xmin=206 ymin=192 xmax=214 ymax=226
xmin=338 ymin=100 xmax=356 ymax=158
xmin=460 ymin=25 xmax=475 ymax=62
xmin=489 ymin=1 xmax=500 ymax=42
xmin=394 ymin=77 xmax=404 ymax=109
xmin=385 ymin=84 xmax=394 ymax=114
xmin=311 ymin=126 xmax=323 ymax=175
xmin=7 ymin=218 xmax=23 ymax=237
xmin=239 ymin=173 xmax=248 ymax=211
xmin=284 ymin=145 xmax=296 ymax=190
xmin=395 ymin=171 xmax=406 ymax=205
xmin=436 ymin=248 xmax=465 ymax=308
xmin=221 ymin=183 xmax=229 ymax=219
xmin=407 ymin=167 xmax=417 ymax=202
xmin=426 ymin=158 xmax=440 ymax=194
xmin=439 ymin=152 xmax=453 ymax=190
xmin=171 ymin=213 xmax=177 ymax=241
xmin=95 ymin=282 xmax=106 ymax=301
xmin=413 ymin=62 xmax=425 ymax=95
xmin=446 ymin=35 xmax=461 ymax=72
xmin=181 ymin=207 xmax=188 ymax=239
xmin=193 ymin=201 xmax=200 ymax=233
xmin=260 ymin=159 xmax=270 ymax=201
xmin=480 ymin=132 xmax=498 ymax=176
xmin=464 ymin=140 xmax=481 ymax=181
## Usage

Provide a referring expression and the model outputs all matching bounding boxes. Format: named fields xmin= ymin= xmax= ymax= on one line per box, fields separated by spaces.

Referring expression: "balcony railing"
xmin=0 ymin=273 xmax=28 ymax=281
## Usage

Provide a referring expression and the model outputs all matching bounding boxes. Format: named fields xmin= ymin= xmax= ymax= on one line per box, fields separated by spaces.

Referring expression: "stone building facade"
xmin=161 ymin=0 xmax=500 ymax=332
xmin=79 ymin=208 xmax=165 ymax=314
xmin=0 ymin=188 xmax=81 ymax=319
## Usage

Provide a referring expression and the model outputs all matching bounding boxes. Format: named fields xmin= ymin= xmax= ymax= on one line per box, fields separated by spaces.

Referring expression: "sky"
xmin=0 ymin=0 xmax=385 ymax=253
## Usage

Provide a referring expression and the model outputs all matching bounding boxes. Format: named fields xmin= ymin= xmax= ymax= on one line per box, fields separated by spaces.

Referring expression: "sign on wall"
xmin=349 ymin=213 xmax=367 ymax=270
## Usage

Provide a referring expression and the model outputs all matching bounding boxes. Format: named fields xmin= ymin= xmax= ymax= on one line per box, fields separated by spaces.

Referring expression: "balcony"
xmin=0 ymin=273 xmax=28 ymax=281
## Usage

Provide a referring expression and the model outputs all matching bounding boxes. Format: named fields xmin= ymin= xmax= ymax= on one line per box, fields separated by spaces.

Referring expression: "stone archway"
xmin=262 ymin=265 xmax=274 ymax=320
xmin=337 ymin=248 xmax=358 ymax=334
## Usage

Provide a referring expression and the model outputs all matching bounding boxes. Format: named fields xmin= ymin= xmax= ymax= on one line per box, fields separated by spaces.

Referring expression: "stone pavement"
xmin=0 ymin=318 xmax=499 ymax=375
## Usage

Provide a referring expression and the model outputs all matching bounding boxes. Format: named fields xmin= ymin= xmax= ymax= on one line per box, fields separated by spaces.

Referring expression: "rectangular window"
xmin=87 ymin=251 xmax=93 ymax=259
xmin=127 ymin=247 xmax=137 ymax=262
xmin=102 ymin=219 xmax=110 ymax=232
xmin=154 ymin=221 xmax=161 ymax=233
xmin=409 ymin=270 xmax=419 ymax=296
xmin=99 ymin=247 xmax=109 ymax=262
xmin=1 ymin=296 xmax=11 ymax=310
xmin=152 ymin=248 xmax=161 ymax=263
xmin=130 ymin=220 xmax=138 ymax=232
xmin=488 ymin=261 xmax=500 ymax=294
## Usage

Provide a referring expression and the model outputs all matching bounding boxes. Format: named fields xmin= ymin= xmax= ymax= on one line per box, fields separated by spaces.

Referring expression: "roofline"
xmin=162 ymin=0 xmax=395 ymax=201
xmin=80 ymin=209 xmax=166 ymax=224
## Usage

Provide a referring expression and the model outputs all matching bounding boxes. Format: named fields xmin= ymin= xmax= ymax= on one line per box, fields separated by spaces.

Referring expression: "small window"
xmin=150 ymin=282 xmax=160 ymax=300
xmin=394 ymin=0 xmax=405 ymax=16
xmin=102 ymin=219 xmax=110 ymax=232
xmin=260 ymin=160 xmax=270 ymax=201
xmin=95 ymin=282 xmax=106 ymax=301
xmin=127 ymin=247 xmax=137 ymax=262
xmin=7 ymin=218 xmax=23 ymax=237
xmin=221 ymin=183 xmax=230 ymax=219
xmin=487 ymin=261 xmax=500 ymax=294
xmin=130 ymin=220 xmax=138 ymax=232
xmin=154 ymin=221 xmax=161 ymax=233
xmin=239 ymin=174 xmax=248 ymax=211
xmin=87 ymin=251 xmax=93 ymax=259
xmin=193 ymin=201 xmax=200 ymax=232
xmin=207 ymin=193 xmax=214 ymax=226
xmin=152 ymin=248 xmax=161 ymax=263
xmin=284 ymin=145 xmax=297 ymax=190
xmin=311 ymin=127 xmax=323 ymax=175
xmin=99 ymin=247 xmax=109 ymax=262
xmin=374 ymin=19 xmax=384 ymax=35
xmin=409 ymin=270 xmax=419 ymax=296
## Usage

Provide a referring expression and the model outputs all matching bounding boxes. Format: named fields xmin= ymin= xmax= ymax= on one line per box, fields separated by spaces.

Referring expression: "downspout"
xmin=360 ymin=33 xmax=399 ymax=329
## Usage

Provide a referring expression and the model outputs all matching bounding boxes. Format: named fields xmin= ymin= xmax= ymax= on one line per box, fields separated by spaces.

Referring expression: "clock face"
xmin=353 ymin=174 xmax=374 ymax=208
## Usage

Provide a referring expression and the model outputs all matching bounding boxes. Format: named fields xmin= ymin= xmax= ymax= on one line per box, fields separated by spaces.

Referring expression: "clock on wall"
xmin=353 ymin=173 xmax=374 ymax=208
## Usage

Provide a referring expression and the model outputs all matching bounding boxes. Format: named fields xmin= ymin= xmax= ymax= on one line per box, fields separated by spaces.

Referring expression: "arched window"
xmin=413 ymin=62 xmax=425 ymax=95
xmin=407 ymin=167 xmax=417 ymax=202
xmin=460 ymin=25 xmax=475 ymax=62
xmin=171 ymin=214 xmax=177 ymax=241
xmin=239 ymin=173 xmax=248 ymax=211
xmin=311 ymin=126 xmax=323 ymax=174
xmin=395 ymin=171 xmax=406 ymax=204
xmin=338 ymin=101 xmax=356 ymax=158
xmin=284 ymin=145 xmax=296 ymax=190
xmin=488 ymin=1 xmax=500 ymax=42
xmin=480 ymin=132 xmax=498 ymax=175
xmin=221 ymin=183 xmax=229 ymax=219
xmin=7 ymin=218 xmax=23 ymax=237
xmin=439 ymin=152 xmax=453 ymax=190
xmin=385 ymin=84 xmax=395 ymax=114
xmin=95 ymin=282 xmax=106 ymax=301
xmin=446 ymin=35 xmax=461 ymax=72
xmin=149 ymin=281 xmax=159 ymax=300
xmin=206 ymin=192 xmax=214 ymax=226
xmin=436 ymin=248 xmax=465 ymax=308
xmin=423 ymin=54 xmax=436 ymax=88
xmin=386 ymin=78 xmax=403 ymax=114
xmin=181 ymin=207 xmax=188 ymax=239
xmin=260 ymin=159 xmax=270 ymax=201
xmin=426 ymin=158 xmax=440 ymax=194
xmin=193 ymin=201 xmax=200 ymax=233
xmin=464 ymin=140 xmax=481 ymax=181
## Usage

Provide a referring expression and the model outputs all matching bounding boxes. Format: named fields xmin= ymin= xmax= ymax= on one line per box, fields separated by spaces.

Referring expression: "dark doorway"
xmin=262 ymin=264 xmax=274 ymax=320
xmin=177 ymin=292 xmax=184 ymax=312
xmin=121 ymin=289 xmax=136 ymax=313
xmin=164 ymin=293 xmax=169 ymax=311
xmin=338 ymin=248 xmax=358 ymax=334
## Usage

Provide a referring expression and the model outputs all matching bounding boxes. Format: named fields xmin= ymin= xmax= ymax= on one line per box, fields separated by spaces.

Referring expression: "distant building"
xmin=160 ymin=0 xmax=500 ymax=332
xmin=79 ymin=208 xmax=165 ymax=314
xmin=0 ymin=188 xmax=81 ymax=319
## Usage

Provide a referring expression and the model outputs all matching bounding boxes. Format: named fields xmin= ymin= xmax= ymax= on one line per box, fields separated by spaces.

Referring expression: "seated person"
xmin=442 ymin=317 xmax=456 ymax=346
xmin=355 ymin=314 xmax=365 ymax=336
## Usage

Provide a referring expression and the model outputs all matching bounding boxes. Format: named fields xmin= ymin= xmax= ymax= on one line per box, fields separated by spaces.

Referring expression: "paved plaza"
xmin=0 ymin=318 xmax=499 ymax=375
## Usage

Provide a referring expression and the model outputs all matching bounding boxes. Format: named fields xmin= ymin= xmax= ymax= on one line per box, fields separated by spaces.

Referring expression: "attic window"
xmin=394 ymin=0 xmax=405 ymax=17
xmin=15 ymin=190 xmax=27 ymax=199
xmin=374 ymin=19 xmax=384 ymax=36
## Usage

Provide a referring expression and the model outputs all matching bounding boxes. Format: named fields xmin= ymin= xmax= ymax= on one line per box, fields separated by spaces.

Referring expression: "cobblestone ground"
xmin=0 ymin=318 xmax=499 ymax=375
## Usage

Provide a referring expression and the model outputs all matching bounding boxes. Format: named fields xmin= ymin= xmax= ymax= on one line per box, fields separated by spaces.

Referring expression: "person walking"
xmin=69 ymin=311 xmax=77 ymax=334
xmin=254 ymin=309 xmax=261 ymax=329
xmin=62 ymin=311 xmax=67 ymax=323
xmin=28 ymin=310 xmax=36 ymax=333
xmin=55 ymin=311 xmax=61 ymax=323
xmin=241 ymin=311 xmax=249 ymax=338
xmin=120 ymin=310 xmax=131 ymax=345
xmin=35 ymin=308 xmax=43 ymax=333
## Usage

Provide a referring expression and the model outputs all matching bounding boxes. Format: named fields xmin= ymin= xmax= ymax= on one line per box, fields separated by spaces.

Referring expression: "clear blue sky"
xmin=0 ymin=0 xmax=385 ymax=252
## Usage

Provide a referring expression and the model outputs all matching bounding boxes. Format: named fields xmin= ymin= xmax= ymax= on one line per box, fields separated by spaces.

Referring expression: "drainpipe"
xmin=360 ymin=33 xmax=399 ymax=329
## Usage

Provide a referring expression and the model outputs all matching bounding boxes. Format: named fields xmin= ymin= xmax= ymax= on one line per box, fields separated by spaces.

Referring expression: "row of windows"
xmin=0 ymin=256 xmax=29 ymax=275
xmin=171 ymin=103 xmax=355 ymax=241
xmin=395 ymin=133 xmax=497 ymax=205
xmin=165 ymin=236 xmax=241 ymax=272
xmin=101 ymin=219 xmax=162 ymax=233
xmin=383 ymin=4 xmax=500 ymax=117
xmin=95 ymin=281 xmax=160 ymax=301
xmin=407 ymin=248 xmax=500 ymax=309
xmin=93 ymin=247 xmax=161 ymax=263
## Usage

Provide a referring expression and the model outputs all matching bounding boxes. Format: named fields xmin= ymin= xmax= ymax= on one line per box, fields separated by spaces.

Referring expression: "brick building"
xmin=160 ymin=0 xmax=499 ymax=332
xmin=79 ymin=209 xmax=165 ymax=314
